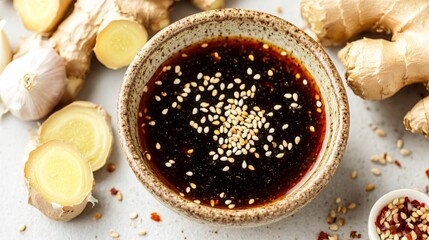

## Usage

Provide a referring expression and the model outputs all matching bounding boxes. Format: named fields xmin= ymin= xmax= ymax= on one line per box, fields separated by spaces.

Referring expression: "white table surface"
xmin=1 ymin=0 xmax=428 ymax=239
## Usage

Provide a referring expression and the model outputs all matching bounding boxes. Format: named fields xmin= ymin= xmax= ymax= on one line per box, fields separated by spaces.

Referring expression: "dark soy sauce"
xmin=137 ymin=37 xmax=326 ymax=209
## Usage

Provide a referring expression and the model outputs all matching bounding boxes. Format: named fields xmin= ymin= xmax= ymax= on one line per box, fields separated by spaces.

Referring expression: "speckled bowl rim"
xmin=118 ymin=8 xmax=349 ymax=227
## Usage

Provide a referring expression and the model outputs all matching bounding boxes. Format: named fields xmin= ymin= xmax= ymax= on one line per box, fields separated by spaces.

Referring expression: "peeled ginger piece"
xmin=94 ymin=19 xmax=148 ymax=69
xmin=25 ymin=140 xmax=94 ymax=221
xmin=14 ymin=0 xmax=74 ymax=33
xmin=38 ymin=101 xmax=113 ymax=171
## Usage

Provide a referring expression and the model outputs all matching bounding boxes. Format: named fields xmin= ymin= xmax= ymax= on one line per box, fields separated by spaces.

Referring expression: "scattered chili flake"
xmin=106 ymin=163 xmax=116 ymax=173
xmin=110 ymin=187 xmax=118 ymax=195
xmin=426 ymin=169 xmax=429 ymax=179
xmin=317 ymin=231 xmax=329 ymax=240
xmin=150 ymin=212 xmax=161 ymax=222
xmin=394 ymin=160 xmax=402 ymax=168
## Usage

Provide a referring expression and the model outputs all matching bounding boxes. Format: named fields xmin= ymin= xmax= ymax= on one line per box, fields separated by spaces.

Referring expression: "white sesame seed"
xmin=222 ymin=166 xmax=230 ymax=172
xmin=186 ymin=171 xmax=193 ymax=176
xmin=207 ymin=85 xmax=214 ymax=91
xmin=400 ymin=148 xmax=411 ymax=156
xmin=265 ymin=151 xmax=272 ymax=157
xmin=172 ymin=101 xmax=178 ymax=108
xmin=212 ymin=89 xmax=218 ymax=97
xmin=197 ymin=127 xmax=202 ymax=133
xmin=198 ymin=86 xmax=205 ymax=92
xmin=295 ymin=136 xmax=301 ymax=144
xmin=288 ymin=143 xmax=293 ymax=150
xmin=197 ymin=73 xmax=203 ymax=79
xmin=249 ymin=199 xmax=255 ymax=204
xmin=165 ymin=162 xmax=172 ymax=167
xmin=253 ymin=74 xmax=261 ymax=80
xmin=162 ymin=108 xmax=169 ymax=115
xmin=129 ymin=212 xmax=138 ymax=219
xmin=204 ymin=126 xmax=209 ymax=133
xmin=303 ymin=79 xmax=308 ymax=85
xmin=156 ymin=142 xmax=161 ymax=150
xmin=228 ymin=204 xmax=235 ymax=209
xmin=251 ymin=85 xmax=256 ymax=92
xmin=291 ymin=103 xmax=298 ymax=108
xmin=247 ymin=68 xmax=253 ymax=75
xmin=177 ymin=95 xmax=183 ymax=102
xmin=316 ymin=100 xmax=322 ymax=107
xmin=227 ymin=83 xmax=234 ymax=89
xmin=213 ymin=154 xmax=219 ymax=160
xmin=186 ymin=187 xmax=191 ymax=193
xmin=267 ymin=135 xmax=273 ymax=142
xmin=143 ymin=85 xmax=148 ymax=92
xmin=155 ymin=81 xmax=162 ymax=85
xmin=183 ymin=88 xmax=191 ymax=93
xmin=276 ymin=153 xmax=285 ymax=158
xmin=234 ymin=78 xmax=241 ymax=84
xmin=173 ymin=78 xmax=181 ymax=85
xmin=155 ymin=95 xmax=161 ymax=101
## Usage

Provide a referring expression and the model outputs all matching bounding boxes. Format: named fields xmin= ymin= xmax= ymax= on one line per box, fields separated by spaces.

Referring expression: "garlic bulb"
xmin=0 ymin=47 xmax=67 ymax=120
xmin=0 ymin=19 xmax=12 ymax=74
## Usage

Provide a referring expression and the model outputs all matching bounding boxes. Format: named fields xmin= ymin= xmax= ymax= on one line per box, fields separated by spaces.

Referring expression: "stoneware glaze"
xmin=118 ymin=8 xmax=349 ymax=227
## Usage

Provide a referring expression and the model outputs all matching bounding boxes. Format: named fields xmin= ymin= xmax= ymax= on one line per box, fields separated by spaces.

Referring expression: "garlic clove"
xmin=0 ymin=47 xmax=67 ymax=120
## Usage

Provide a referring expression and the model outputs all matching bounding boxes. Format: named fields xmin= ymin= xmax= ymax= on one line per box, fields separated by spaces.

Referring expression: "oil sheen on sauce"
xmin=137 ymin=37 xmax=326 ymax=209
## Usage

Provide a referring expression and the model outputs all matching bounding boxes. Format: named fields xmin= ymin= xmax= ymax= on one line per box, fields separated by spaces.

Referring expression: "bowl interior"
xmin=118 ymin=8 xmax=349 ymax=226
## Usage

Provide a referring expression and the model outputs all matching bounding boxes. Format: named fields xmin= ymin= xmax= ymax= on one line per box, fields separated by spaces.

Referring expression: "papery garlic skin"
xmin=0 ymin=47 xmax=67 ymax=120
xmin=0 ymin=20 xmax=12 ymax=74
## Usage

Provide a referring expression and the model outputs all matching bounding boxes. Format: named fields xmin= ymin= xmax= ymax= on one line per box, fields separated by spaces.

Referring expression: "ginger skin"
xmin=301 ymin=0 xmax=429 ymax=137
xmin=50 ymin=0 xmax=174 ymax=103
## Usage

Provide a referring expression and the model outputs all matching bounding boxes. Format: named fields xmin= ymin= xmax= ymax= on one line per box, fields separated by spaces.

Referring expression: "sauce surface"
xmin=138 ymin=37 xmax=326 ymax=209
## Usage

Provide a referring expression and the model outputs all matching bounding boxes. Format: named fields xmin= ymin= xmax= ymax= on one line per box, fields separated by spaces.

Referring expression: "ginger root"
xmin=24 ymin=140 xmax=94 ymax=221
xmin=191 ymin=0 xmax=224 ymax=10
xmin=47 ymin=0 xmax=173 ymax=103
xmin=14 ymin=0 xmax=74 ymax=33
xmin=37 ymin=101 xmax=113 ymax=171
xmin=301 ymin=0 xmax=429 ymax=137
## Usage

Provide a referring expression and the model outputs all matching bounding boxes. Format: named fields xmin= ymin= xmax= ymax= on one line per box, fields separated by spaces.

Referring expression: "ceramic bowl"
xmin=118 ymin=8 xmax=349 ymax=227
xmin=368 ymin=189 xmax=429 ymax=239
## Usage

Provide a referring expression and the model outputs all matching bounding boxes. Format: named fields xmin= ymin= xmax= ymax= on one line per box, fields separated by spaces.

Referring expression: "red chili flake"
xmin=110 ymin=187 xmax=119 ymax=195
xmin=150 ymin=212 xmax=161 ymax=222
xmin=426 ymin=169 xmax=429 ymax=179
xmin=394 ymin=160 xmax=402 ymax=168
xmin=211 ymin=52 xmax=221 ymax=61
xmin=317 ymin=231 xmax=329 ymax=240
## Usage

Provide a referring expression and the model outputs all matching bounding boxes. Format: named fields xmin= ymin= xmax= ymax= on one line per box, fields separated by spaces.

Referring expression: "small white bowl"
xmin=368 ymin=189 xmax=429 ymax=240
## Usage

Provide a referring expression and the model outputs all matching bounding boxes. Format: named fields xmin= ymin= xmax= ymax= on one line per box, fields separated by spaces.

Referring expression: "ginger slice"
xmin=94 ymin=19 xmax=148 ymax=69
xmin=38 ymin=101 xmax=113 ymax=171
xmin=24 ymin=140 xmax=94 ymax=221
xmin=14 ymin=0 xmax=74 ymax=33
